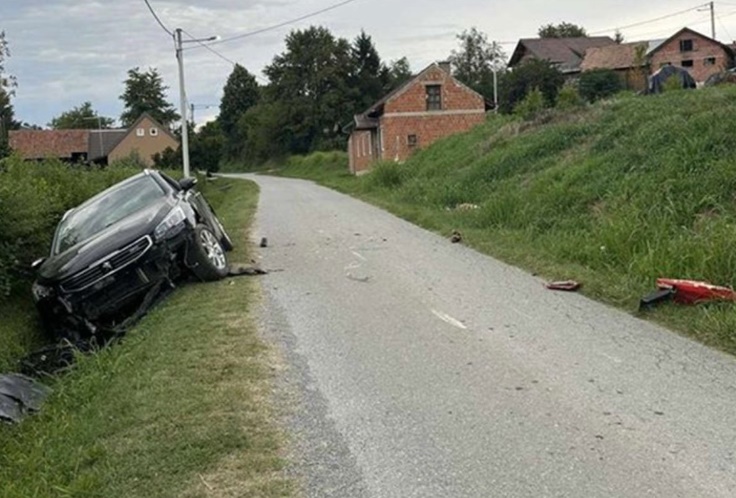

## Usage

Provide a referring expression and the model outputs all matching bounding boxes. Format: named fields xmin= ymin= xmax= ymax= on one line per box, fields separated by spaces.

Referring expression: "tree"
xmin=218 ymin=64 xmax=260 ymax=158
xmin=449 ymin=27 xmax=506 ymax=98
xmin=0 ymin=31 xmax=17 ymax=158
xmin=119 ymin=67 xmax=179 ymax=127
xmin=261 ymin=26 xmax=355 ymax=154
xmin=538 ymin=22 xmax=588 ymax=38
xmin=578 ymin=69 xmax=623 ymax=102
xmin=49 ymin=102 xmax=114 ymax=129
xmin=190 ymin=120 xmax=225 ymax=172
xmin=498 ymin=59 xmax=564 ymax=113
xmin=349 ymin=31 xmax=389 ymax=110
xmin=614 ymin=30 xmax=625 ymax=44
xmin=385 ymin=57 xmax=412 ymax=91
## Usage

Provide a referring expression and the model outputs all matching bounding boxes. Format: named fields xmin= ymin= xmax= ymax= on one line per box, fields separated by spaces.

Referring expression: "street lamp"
xmin=175 ymin=29 xmax=218 ymax=178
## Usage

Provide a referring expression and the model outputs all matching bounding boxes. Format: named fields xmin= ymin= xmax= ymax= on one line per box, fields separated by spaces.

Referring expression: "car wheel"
xmin=190 ymin=224 xmax=229 ymax=281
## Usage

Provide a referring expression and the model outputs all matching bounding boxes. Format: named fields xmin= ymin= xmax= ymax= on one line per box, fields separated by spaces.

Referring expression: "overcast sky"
xmin=4 ymin=0 xmax=736 ymax=127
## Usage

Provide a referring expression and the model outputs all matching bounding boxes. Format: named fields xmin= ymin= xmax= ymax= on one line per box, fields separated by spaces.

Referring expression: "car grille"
xmin=60 ymin=236 xmax=153 ymax=293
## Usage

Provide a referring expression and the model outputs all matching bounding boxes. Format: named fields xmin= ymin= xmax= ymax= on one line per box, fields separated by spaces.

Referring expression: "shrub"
xmin=498 ymin=59 xmax=564 ymax=113
xmin=0 ymin=156 xmax=139 ymax=302
xmin=557 ymin=84 xmax=584 ymax=110
xmin=514 ymin=88 xmax=546 ymax=120
xmin=578 ymin=69 xmax=623 ymax=102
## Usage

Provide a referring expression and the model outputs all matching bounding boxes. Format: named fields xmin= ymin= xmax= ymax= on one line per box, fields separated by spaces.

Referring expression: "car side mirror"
xmin=179 ymin=177 xmax=198 ymax=191
xmin=31 ymin=258 xmax=46 ymax=271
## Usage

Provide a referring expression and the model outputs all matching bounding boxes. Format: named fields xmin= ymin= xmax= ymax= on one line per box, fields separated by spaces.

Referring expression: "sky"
xmin=4 ymin=0 xmax=736 ymax=128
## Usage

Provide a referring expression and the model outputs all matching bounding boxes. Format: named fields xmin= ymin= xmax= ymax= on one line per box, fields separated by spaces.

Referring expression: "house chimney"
xmin=437 ymin=60 xmax=452 ymax=74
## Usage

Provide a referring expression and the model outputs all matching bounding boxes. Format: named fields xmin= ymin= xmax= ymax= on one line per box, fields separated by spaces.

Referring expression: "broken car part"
xmin=546 ymin=280 xmax=582 ymax=292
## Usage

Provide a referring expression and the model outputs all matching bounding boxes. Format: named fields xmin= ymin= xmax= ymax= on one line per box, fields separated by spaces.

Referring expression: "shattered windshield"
xmin=53 ymin=176 xmax=166 ymax=254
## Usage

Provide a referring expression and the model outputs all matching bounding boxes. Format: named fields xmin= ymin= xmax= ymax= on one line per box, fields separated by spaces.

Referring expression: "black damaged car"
xmin=31 ymin=169 xmax=233 ymax=341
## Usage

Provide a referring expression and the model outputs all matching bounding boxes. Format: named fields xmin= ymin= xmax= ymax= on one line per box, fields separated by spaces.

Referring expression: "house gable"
xmin=108 ymin=114 xmax=179 ymax=167
xmin=648 ymin=27 xmax=734 ymax=82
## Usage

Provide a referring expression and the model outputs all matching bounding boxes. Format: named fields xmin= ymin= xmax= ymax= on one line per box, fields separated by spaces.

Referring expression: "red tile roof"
xmin=9 ymin=130 xmax=90 ymax=159
xmin=509 ymin=37 xmax=617 ymax=73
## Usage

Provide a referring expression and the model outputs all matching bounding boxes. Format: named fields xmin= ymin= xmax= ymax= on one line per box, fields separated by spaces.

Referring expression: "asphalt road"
xmin=232 ymin=174 xmax=736 ymax=498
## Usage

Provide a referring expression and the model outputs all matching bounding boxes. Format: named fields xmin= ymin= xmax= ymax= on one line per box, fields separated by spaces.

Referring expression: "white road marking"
xmin=352 ymin=251 xmax=367 ymax=261
xmin=431 ymin=309 xmax=468 ymax=330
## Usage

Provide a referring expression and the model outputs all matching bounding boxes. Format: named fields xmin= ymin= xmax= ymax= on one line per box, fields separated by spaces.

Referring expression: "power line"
xmin=181 ymin=29 xmax=270 ymax=84
xmin=143 ymin=0 xmax=173 ymax=36
xmin=589 ymin=3 xmax=708 ymax=35
xmin=204 ymin=0 xmax=360 ymax=47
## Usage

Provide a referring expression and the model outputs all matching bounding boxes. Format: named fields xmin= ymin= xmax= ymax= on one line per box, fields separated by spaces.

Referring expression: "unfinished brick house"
xmin=648 ymin=27 xmax=734 ymax=83
xmin=347 ymin=62 xmax=489 ymax=174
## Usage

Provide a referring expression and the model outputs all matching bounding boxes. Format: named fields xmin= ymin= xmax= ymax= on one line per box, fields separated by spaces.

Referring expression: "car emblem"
xmin=101 ymin=261 xmax=114 ymax=273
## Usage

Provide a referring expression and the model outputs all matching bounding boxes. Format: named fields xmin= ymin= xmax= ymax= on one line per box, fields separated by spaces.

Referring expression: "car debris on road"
xmin=0 ymin=374 xmax=52 ymax=424
xmin=641 ymin=278 xmax=736 ymax=309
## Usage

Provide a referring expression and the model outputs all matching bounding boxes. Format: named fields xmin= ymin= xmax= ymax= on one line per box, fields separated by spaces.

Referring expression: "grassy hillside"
xmin=278 ymin=87 xmax=736 ymax=354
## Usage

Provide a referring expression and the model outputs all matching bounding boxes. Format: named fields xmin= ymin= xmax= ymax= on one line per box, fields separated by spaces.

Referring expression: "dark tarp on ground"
xmin=648 ymin=65 xmax=697 ymax=94
xmin=0 ymin=374 xmax=52 ymax=424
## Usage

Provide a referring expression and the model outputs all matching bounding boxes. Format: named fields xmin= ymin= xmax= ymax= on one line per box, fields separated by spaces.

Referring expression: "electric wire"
xmin=589 ymin=3 xmax=709 ymax=35
xmin=202 ymin=0 xmax=360 ymax=47
xmin=143 ymin=0 xmax=173 ymax=36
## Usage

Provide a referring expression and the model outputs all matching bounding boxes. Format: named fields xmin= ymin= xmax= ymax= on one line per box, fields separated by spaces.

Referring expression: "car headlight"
xmin=154 ymin=206 xmax=187 ymax=241
xmin=32 ymin=282 xmax=53 ymax=301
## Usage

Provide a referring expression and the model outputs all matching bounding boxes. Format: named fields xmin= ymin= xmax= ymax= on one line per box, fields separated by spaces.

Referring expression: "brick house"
xmin=10 ymin=113 xmax=178 ymax=166
xmin=347 ymin=62 xmax=489 ymax=174
xmin=508 ymin=36 xmax=617 ymax=76
xmin=648 ymin=27 xmax=734 ymax=83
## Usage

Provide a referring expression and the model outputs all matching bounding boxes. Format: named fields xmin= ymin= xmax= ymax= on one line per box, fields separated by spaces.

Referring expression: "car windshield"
xmin=53 ymin=176 xmax=166 ymax=254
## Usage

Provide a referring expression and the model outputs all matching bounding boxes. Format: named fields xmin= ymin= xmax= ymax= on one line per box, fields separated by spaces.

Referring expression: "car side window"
xmin=159 ymin=172 xmax=181 ymax=191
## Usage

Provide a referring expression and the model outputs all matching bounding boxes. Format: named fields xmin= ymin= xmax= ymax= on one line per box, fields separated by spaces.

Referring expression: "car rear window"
xmin=53 ymin=176 xmax=166 ymax=254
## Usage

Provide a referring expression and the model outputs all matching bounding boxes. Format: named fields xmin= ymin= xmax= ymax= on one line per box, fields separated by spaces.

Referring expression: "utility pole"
xmin=174 ymin=30 xmax=218 ymax=177
xmin=175 ymin=28 xmax=191 ymax=178
xmin=711 ymin=1 xmax=716 ymax=40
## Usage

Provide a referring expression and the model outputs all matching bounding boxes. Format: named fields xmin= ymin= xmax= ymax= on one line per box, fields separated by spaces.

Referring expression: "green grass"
xmin=0 ymin=178 xmax=293 ymax=498
xmin=275 ymin=86 xmax=736 ymax=355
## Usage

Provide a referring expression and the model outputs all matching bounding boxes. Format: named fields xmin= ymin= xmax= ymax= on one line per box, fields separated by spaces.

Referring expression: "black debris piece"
xmin=640 ymin=287 xmax=676 ymax=310
xmin=260 ymin=237 xmax=268 ymax=248
xmin=450 ymin=230 xmax=463 ymax=244
xmin=0 ymin=374 xmax=52 ymax=424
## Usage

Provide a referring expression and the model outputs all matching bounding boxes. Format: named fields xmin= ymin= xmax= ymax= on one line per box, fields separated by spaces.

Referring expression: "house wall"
xmin=108 ymin=116 xmax=178 ymax=166
xmin=650 ymin=32 xmax=733 ymax=83
xmin=348 ymin=130 xmax=376 ymax=175
xmin=378 ymin=66 xmax=485 ymax=163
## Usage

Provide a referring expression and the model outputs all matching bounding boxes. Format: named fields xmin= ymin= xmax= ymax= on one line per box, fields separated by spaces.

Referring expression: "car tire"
xmin=190 ymin=224 xmax=229 ymax=281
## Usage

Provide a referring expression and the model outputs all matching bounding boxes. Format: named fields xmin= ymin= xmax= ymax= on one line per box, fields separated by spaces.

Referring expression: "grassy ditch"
xmin=276 ymin=87 xmax=736 ymax=355
xmin=0 ymin=177 xmax=293 ymax=497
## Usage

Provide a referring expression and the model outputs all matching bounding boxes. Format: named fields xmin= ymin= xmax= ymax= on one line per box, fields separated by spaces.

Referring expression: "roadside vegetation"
xmin=0 ymin=170 xmax=292 ymax=497
xmin=276 ymin=86 xmax=736 ymax=355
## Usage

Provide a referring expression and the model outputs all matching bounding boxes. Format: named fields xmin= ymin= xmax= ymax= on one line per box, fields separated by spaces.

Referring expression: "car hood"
xmin=38 ymin=197 xmax=177 ymax=283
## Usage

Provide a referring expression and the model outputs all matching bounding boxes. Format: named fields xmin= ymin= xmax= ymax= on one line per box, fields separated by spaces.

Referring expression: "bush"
xmin=578 ymin=69 xmax=623 ymax=102
xmin=499 ymin=59 xmax=565 ymax=113
xmin=514 ymin=88 xmax=546 ymax=120
xmin=0 ymin=156 xmax=139 ymax=302
xmin=557 ymin=84 xmax=584 ymax=109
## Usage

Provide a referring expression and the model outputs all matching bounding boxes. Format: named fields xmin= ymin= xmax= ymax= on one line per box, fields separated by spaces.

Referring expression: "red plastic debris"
xmin=656 ymin=278 xmax=736 ymax=305
xmin=546 ymin=280 xmax=581 ymax=292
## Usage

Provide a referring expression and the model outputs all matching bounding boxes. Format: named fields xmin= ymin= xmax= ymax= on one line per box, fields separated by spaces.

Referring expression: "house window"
xmin=681 ymin=59 xmax=694 ymax=68
xmin=407 ymin=135 xmax=418 ymax=148
xmin=680 ymin=39 xmax=693 ymax=52
xmin=150 ymin=127 xmax=158 ymax=136
xmin=426 ymin=85 xmax=442 ymax=111
xmin=705 ymin=57 xmax=717 ymax=65
xmin=136 ymin=128 xmax=145 ymax=137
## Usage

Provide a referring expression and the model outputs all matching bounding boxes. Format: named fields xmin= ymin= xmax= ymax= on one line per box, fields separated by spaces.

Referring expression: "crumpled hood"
xmin=38 ymin=197 xmax=177 ymax=283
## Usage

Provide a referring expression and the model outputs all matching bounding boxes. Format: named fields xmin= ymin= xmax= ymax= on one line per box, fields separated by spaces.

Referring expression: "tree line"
xmin=2 ymin=21 xmax=624 ymax=168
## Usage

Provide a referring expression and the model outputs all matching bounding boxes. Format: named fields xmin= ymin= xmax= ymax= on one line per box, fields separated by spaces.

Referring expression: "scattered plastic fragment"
xmin=450 ymin=230 xmax=463 ymax=244
xmin=228 ymin=264 xmax=268 ymax=277
xmin=656 ymin=278 xmax=736 ymax=305
xmin=546 ymin=280 xmax=581 ymax=292
xmin=639 ymin=288 xmax=675 ymax=310
xmin=260 ymin=237 xmax=268 ymax=248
